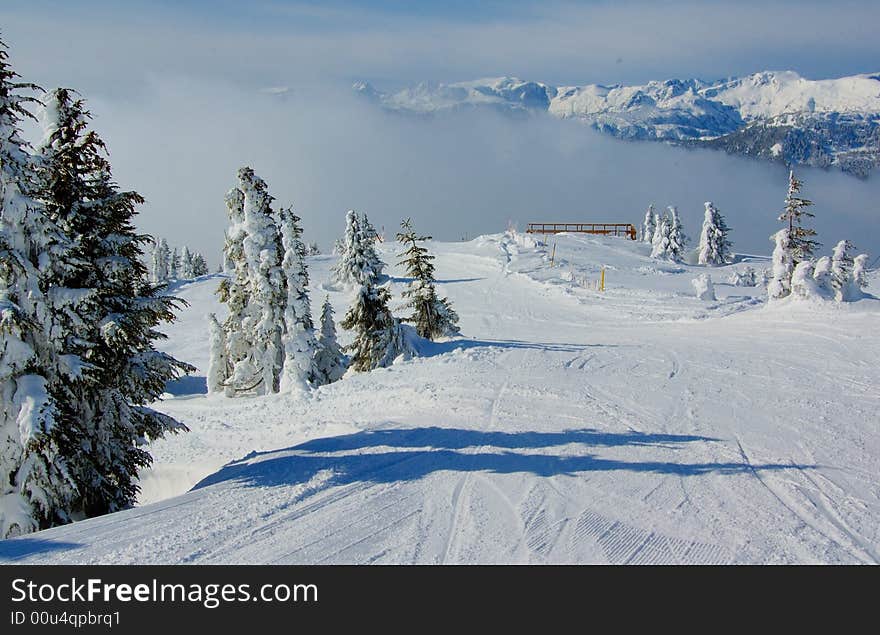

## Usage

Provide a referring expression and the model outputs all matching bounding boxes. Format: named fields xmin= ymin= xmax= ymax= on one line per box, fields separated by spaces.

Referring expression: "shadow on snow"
xmin=164 ymin=375 xmax=208 ymax=396
xmin=0 ymin=537 xmax=83 ymax=561
xmin=388 ymin=276 xmax=486 ymax=285
xmin=193 ymin=426 xmax=811 ymax=492
xmin=414 ymin=338 xmax=627 ymax=356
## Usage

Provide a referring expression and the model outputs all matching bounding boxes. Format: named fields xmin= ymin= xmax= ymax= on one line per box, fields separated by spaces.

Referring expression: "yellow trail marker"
xmin=599 ymin=268 xmax=605 ymax=292
xmin=550 ymin=242 xmax=556 ymax=267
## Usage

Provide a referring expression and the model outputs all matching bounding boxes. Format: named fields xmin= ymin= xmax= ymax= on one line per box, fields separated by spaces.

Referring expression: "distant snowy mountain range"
xmin=353 ymin=71 xmax=880 ymax=177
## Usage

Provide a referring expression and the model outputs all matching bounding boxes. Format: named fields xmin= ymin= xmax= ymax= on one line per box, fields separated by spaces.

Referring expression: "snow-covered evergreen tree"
xmin=650 ymin=212 xmax=673 ymax=259
xmin=191 ymin=252 xmax=208 ymax=277
xmin=333 ymin=210 xmax=384 ymax=286
xmin=812 ymin=256 xmax=833 ymax=296
xmin=278 ymin=206 xmax=318 ymax=393
xmin=361 ymin=213 xmax=377 ymax=242
xmin=360 ymin=214 xmax=384 ymax=272
xmin=851 ymin=254 xmax=869 ymax=299
xmin=779 ymin=169 xmax=818 ymax=264
xmin=218 ymin=186 xmax=252 ymax=394
xmin=306 ymin=241 xmax=320 ymax=256
xmin=692 ymin=273 xmax=716 ymax=301
xmin=168 ymin=246 xmax=180 ymax=280
xmin=396 ymin=218 xmax=459 ymax=340
xmin=791 ymin=261 xmax=822 ymax=300
xmin=698 ymin=201 xmax=732 ymax=266
xmin=314 ymin=295 xmax=347 ymax=384
xmin=151 ymin=238 xmax=170 ymax=284
xmin=237 ymin=167 xmax=285 ymax=394
xmin=666 ymin=205 xmax=687 ymax=262
xmin=642 ymin=204 xmax=656 ymax=244
xmin=180 ymin=246 xmax=194 ymax=279
xmin=768 ymin=228 xmax=795 ymax=300
xmin=830 ymin=240 xmax=860 ymax=302
xmin=206 ymin=313 xmax=228 ymax=394
xmin=33 ymin=86 xmax=193 ymax=521
xmin=340 ymin=277 xmax=412 ymax=372
xmin=728 ymin=266 xmax=757 ymax=287
xmin=0 ymin=44 xmax=77 ymax=537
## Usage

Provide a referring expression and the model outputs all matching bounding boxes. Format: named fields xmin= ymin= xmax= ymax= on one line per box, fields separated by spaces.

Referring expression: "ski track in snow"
xmin=2 ymin=232 xmax=879 ymax=565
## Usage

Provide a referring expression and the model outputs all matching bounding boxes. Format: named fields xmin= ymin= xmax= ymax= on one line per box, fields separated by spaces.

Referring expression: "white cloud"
xmin=69 ymin=76 xmax=879 ymax=265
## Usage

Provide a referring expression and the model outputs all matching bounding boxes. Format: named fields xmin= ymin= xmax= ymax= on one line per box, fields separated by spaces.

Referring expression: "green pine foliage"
xmin=396 ymin=218 xmax=459 ymax=340
xmin=779 ymin=169 xmax=819 ymax=264
xmin=340 ymin=278 xmax=400 ymax=372
xmin=35 ymin=87 xmax=193 ymax=518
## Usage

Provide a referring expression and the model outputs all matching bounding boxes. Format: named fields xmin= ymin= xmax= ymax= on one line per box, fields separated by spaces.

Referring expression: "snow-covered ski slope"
xmin=3 ymin=233 xmax=879 ymax=564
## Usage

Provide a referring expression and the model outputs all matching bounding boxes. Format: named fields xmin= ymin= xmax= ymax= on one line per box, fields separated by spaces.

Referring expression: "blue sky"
xmin=6 ymin=0 xmax=880 ymax=93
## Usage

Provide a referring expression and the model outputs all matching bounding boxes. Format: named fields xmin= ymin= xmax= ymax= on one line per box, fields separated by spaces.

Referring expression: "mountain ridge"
xmin=353 ymin=71 xmax=880 ymax=177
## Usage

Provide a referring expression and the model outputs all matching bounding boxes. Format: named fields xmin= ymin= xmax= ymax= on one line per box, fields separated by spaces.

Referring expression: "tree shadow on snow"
xmin=193 ymin=426 xmax=812 ymax=493
xmin=388 ymin=276 xmax=486 ymax=285
xmin=414 ymin=338 xmax=627 ymax=356
xmin=164 ymin=375 xmax=208 ymax=396
xmin=0 ymin=537 xmax=82 ymax=561
xmin=294 ymin=427 xmax=718 ymax=453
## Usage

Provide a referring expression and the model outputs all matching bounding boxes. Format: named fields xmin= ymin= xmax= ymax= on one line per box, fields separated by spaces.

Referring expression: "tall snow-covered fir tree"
xmin=34 ymin=86 xmax=193 ymax=520
xmin=151 ymin=237 xmax=170 ymax=284
xmin=779 ymin=169 xmax=818 ymax=264
xmin=0 ymin=42 xmax=77 ymax=537
xmin=237 ymin=167 xmax=285 ymax=394
xmin=180 ymin=246 xmax=194 ymax=279
xmin=333 ymin=210 xmax=384 ymax=286
xmin=278 ymin=205 xmax=318 ymax=393
xmin=698 ymin=201 xmax=732 ymax=266
xmin=168 ymin=246 xmax=180 ymax=280
xmin=314 ymin=295 xmax=347 ymax=384
xmin=332 ymin=210 xmax=362 ymax=285
xmin=206 ymin=312 xmax=228 ymax=394
xmin=340 ymin=276 xmax=412 ymax=372
xmin=829 ymin=240 xmax=866 ymax=302
xmin=191 ymin=252 xmax=208 ymax=277
xmin=642 ymin=204 xmax=656 ymax=244
xmin=851 ymin=254 xmax=869 ymax=300
xmin=650 ymin=212 xmax=673 ymax=259
xmin=360 ymin=213 xmax=385 ymax=278
xmin=768 ymin=228 xmax=794 ymax=300
xmin=396 ymin=218 xmax=459 ymax=340
xmin=218 ymin=186 xmax=251 ymax=395
xmin=666 ymin=206 xmax=687 ymax=262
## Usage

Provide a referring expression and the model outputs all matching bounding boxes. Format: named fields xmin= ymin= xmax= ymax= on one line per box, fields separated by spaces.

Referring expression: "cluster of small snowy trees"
xmin=336 ymin=214 xmax=459 ymax=372
xmin=768 ymin=170 xmax=869 ymax=303
xmin=209 ymin=168 xmax=345 ymax=396
xmin=641 ymin=202 xmax=732 ymax=266
xmin=0 ymin=42 xmax=191 ymax=538
xmin=148 ymin=239 xmax=208 ymax=284
xmin=211 ymin=202 xmax=460 ymax=389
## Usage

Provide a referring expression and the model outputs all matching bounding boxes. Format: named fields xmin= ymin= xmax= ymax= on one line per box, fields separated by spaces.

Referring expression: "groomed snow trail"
xmin=2 ymin=233 xmax=878 ymax=564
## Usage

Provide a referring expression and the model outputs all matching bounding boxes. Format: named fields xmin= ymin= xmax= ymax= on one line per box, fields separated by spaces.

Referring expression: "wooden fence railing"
xmin=525 ymin=223 xmax=637 ymax=240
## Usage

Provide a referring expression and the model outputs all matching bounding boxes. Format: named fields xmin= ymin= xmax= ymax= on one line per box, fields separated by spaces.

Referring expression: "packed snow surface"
xmin=2 ymin=233 xmax=879 ymax=564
